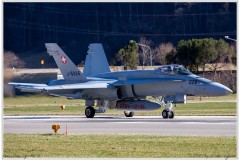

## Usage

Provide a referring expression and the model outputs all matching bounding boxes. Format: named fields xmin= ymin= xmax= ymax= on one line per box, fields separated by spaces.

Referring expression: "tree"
xmin=230 ymin=44 xmax=236 ymax=66
xmin=4 ymin=51 xmax=25 ymax=69
xmin=138 ymin=37 xmax=153 ymax=67
xmin=196 ymin=38 xmax=217 ymax=76
xmin=175 ymin=38 xmax=218 ymax=74
xmin=175 ymin=39 xmax=198 ymax=71
xmin=175 ymin=38 xmax=234 ymax=81
xmin=116 ymin=40 xmax=139 ymax=70
xmin=154 ymin=42 xmax=175 ymax=65
xmin=4 ymin=51 xmax=25 ymax=97
xmin=166 ymin=49 xmax=177 ymax=64
xmin=210 ymin=39 xmax=233 ymax=81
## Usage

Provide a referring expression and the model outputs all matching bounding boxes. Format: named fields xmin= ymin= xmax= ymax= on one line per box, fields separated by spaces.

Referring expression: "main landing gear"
xmin=85 ymin=106 xmax=95 ymax=118
xmin=84 ymin=100 xmax=110 ymax=118
xmin=124 ymin=111 xmax=134 ymax=117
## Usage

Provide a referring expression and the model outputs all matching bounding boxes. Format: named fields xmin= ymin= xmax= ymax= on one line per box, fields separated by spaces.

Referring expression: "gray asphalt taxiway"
xmin=4 ymin=116 xmax=236 ymax=136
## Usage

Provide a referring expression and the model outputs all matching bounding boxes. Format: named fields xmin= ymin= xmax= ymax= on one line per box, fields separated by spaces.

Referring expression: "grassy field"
xmin=188 ymin=93 xmax=236 ymax=102
xmin=4 ymin=94 xmax=237 ymax=116
xmin=4 ymin=134 xmax=236 ymax=158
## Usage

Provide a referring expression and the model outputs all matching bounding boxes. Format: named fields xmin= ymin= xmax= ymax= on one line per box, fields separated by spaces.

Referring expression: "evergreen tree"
xmin=116 ymin=40 xmax=139 ymax=70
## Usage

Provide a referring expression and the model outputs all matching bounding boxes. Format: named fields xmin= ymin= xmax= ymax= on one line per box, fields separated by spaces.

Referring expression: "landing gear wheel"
xmin=85 ymin=106 xmax=95 ymax=118
xmin=168 ymin=111 xmax=174 ymax=119
xmin=124 ymin=111 xmax=134 ymax=117
xmin=162 ymin=110 xmax=169 ymax=119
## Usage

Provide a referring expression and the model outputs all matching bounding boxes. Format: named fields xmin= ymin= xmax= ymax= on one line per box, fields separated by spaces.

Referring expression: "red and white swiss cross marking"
xmin=61 ymin=56 xmax=67 ymax=64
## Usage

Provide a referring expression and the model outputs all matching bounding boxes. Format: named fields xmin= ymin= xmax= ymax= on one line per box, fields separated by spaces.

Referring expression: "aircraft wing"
xmin=9 ymin=79 xmax=183 ymax=93
xmin=111 ymin=79 xmax=184 ymax=86
xmin=9 ymin=81 xmax=115 ymax=93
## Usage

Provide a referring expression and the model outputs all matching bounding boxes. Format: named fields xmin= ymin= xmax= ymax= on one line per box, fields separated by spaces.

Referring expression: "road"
xmin=4 ymin=116 xmax=236 ymax=136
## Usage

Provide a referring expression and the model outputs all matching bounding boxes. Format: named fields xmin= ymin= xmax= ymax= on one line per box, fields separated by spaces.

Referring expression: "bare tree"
xmin=211 ymin=63 xmax=228 ymax=82
xmin=230 ymin=44 xmax=236 ymax=66
xmin=4 ymin=51 xmax=25 ymax=96
xmin=4 ymin=51 xmax=25 ymax=69
xmin=198 ymin=69 xmax=236 ymax=93
xmin=138 ymin=37 xmax=153 ymax=67
xmin=154 ymin=42 xmax=175 ymax=65
xmin=221 ymin=70 xmax=236 ymax=93
xmin=4 ymin=69 xmax=15 ymax=97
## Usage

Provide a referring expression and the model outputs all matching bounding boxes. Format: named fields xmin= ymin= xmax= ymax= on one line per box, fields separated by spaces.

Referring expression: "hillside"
xmin=4 ymin=2 xmax=237 ymax=68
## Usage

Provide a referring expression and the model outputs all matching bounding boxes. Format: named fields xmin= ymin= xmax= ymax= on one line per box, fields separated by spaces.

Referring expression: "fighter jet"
xmin=9 ymin=43 xmax=233 ymax=119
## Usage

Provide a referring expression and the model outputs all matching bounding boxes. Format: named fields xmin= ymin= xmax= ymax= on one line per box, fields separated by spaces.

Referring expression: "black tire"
xmin=168 ymin=111 xmax=175 ymax=119
xmin=162 ymin=110 xmax=169 ymax=119
xmin=124 ymin=111 xmax=134 ymax=117
xmin=85 ymin=106 xmax=95 ymax=118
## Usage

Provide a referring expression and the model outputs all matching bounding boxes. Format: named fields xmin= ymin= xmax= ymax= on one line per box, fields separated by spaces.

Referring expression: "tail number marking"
xmin=67 ymin=71 xmax=82 ymax=76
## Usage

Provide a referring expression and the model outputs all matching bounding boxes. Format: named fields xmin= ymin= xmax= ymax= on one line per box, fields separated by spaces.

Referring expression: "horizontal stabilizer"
xmin=39 ymin=81 xmax=114 ymax=91
xmin=8 ymin=82 xmax=48 ymax=93
xmin=8 ymin=82 xmax=48 ymax=87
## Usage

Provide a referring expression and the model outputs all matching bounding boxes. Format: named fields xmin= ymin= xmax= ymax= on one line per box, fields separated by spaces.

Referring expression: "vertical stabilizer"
xmin=45 ymin=43 xmax=86 ymax=81
xmin=83 ymin=43 xmax=110 ymax=76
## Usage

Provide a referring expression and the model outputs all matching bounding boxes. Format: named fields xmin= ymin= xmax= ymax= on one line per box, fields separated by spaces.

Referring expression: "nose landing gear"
xmin=153 ymin=96 xmax=175 ymax=119
xmin=162 ymin=102 xmax=175 ymax=119
xmin=162 ymin=110 xmax=174 ymax=119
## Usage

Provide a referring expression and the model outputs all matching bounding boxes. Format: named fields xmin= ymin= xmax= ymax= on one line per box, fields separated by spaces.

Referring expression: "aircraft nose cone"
xmin=208 ymin=82 xmax=233 ymax=96
xmin=225 ymin=87 xmax=233 ymax=95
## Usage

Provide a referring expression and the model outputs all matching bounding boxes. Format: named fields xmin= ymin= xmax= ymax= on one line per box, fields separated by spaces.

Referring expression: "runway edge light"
xmin=66 ymin=124 xmax=68 ymax=136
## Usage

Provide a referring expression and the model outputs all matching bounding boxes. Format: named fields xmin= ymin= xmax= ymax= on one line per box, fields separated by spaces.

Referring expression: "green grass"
xmin=4 ymin=134 xmax=236 ymax=158
xmin=188 ymin=94 xmax=237 ymax=102
xmin=174 ymin=102 xmax=236 ymax=116
xmin=4 ymin=95 xmax=237 ymax=116
xmin=4 ymin=95 xmax=84 ymax=107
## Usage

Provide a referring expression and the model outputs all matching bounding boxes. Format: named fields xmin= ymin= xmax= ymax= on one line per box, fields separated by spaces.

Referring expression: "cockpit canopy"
xmin=156 ymin=64 xmax=193 ymax=75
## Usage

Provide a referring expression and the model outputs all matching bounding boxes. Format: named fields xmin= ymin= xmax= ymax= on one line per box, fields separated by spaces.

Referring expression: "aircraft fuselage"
xmin=46 ymin=69 xmax=232 ymax=101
